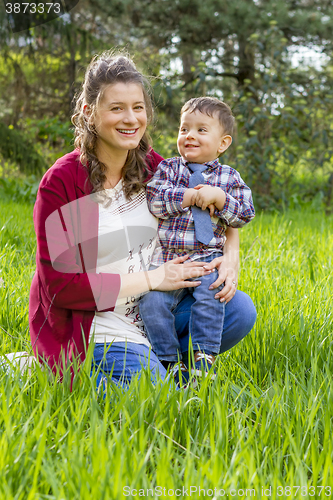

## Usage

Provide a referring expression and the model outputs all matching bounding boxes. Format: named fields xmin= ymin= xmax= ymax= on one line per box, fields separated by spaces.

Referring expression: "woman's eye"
xmin=134 ymin=105 xmax=144 ymax=110
xmin=111 ymin=106 xmax=122 ymax=111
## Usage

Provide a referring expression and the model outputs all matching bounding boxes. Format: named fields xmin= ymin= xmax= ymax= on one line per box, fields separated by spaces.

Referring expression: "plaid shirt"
xmin=146 ymin=157 xmax=255 ymax=265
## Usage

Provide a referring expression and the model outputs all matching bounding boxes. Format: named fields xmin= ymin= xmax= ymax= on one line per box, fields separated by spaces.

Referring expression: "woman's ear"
xmin=83 ymin=104 xmax=96 ymax=130
xmin=83 ymin=104 xmax=91 ymax=120
xmin=218 ymin=135 xmax=232 ymax=155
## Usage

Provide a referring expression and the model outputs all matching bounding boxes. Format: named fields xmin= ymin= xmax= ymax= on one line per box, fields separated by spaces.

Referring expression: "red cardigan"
xmin=29 ymin=149 xmax=163 ymax=373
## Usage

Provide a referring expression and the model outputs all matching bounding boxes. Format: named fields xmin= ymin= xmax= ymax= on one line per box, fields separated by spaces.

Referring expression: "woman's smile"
xmin=117 ymin=128 xmax=139 ymax=135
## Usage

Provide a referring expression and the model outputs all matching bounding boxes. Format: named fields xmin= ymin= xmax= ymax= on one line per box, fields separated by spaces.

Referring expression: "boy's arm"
xmin=213 ymin=167 xmax=255 ymax=228
xmin=191 ymin=184 xmax=226 ymax=214
xmin=184 ymin=167 xmax=254 ymax=226
xmin=146 ymin=159 xmax=190 ymax=219
xmin=181 ymin=188 xmax=199 ymax=208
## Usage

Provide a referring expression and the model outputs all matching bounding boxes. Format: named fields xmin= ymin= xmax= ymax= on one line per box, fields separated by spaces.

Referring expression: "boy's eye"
xmin=199 ymin=128 xmax=207 ymax=132
xmin=180 ymin=127 xmax=187 ymax=132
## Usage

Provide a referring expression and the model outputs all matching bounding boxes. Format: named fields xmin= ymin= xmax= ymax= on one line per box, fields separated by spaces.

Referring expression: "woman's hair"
xmin=72 ymin=50 xmax=153 ymax=198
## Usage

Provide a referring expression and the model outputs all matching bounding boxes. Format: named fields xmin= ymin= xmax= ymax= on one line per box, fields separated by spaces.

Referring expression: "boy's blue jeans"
xmin=139 ymin=253 xmax=226 ymax=362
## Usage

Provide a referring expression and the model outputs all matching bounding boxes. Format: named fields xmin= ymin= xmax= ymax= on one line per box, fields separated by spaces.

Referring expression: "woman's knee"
xmin=237 ymin=291 xmax=257 ymax=334
xmin=219 ymin=291 xmax=256 ymax=353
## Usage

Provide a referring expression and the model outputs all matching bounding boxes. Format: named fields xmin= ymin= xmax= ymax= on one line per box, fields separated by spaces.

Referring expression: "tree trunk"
xmin=237 ymin=37 xmax=255 ymax=86
xmin=181 ymin=51 xmax=196 ymax=99
xmin=67 ymin=12 xmax=77 ymax=115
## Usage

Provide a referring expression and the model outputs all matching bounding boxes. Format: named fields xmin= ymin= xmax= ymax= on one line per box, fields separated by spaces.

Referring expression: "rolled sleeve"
xmin=215 ymin=171 xmax=255 ymax=227
xmin=146 ymin=159 xmax=190 ymax=218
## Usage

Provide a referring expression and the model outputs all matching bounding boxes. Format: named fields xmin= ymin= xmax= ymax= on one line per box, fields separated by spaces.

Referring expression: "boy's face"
xmin=177 ymin=110 xmax=232 ymax=164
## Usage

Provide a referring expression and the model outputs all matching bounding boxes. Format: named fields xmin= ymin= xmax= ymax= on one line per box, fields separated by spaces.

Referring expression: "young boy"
xmin=139 ymin=97 xmax=255 ymax=385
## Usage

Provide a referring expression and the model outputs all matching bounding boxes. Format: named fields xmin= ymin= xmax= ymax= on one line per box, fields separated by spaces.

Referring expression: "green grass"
xmin=0 ymin=200 xmax=332 ymax=499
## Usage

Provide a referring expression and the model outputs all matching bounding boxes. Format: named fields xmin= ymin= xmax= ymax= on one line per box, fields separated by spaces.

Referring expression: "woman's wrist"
xmin=118 ymin=271 xmax=156 ymax=299
xmin=223 ymin=227 xmax=240 ymax=273
xmin=148 ymin=266 xmax=165 ymax=291
xmin=222 ymin=254 xmax=239 ymax=275
xmin=144 ymin=269 xmax=153 ymax=291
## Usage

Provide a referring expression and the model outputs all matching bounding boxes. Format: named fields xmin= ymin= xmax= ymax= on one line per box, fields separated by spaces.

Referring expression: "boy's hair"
xmin=181 ymin=97 xmax=235 ymax=136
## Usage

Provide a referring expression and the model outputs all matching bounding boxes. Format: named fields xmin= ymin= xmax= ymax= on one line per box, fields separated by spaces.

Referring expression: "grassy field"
xmin=0 ymin=200 xmax=332 ymax=499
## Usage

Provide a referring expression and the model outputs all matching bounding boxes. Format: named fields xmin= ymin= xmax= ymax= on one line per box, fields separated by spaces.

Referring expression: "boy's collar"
xmin=181 ymin=157 xmax=220 ymax=170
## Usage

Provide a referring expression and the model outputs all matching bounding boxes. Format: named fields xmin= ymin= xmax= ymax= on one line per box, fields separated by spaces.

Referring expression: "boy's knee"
xmin=139 ymin=290 xmax=170 ymax=315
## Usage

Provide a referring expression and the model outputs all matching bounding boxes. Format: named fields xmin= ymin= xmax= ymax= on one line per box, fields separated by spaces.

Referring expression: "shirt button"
xmin=179 ymin=232 xmax=183 ymax=237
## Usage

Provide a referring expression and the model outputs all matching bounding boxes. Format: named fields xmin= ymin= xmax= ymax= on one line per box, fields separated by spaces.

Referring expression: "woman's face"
xmin=93 ymin=82 xmax=148 ymax=158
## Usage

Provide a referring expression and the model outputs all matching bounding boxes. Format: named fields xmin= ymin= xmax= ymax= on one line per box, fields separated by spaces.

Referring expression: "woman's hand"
xmin=151 ymin=254 xmax=212 ymax=292
xmin=119 ymin=255 xmax=211 ymax=299
xmin=203 ymin=227 xmax=240 ymax=303
xmin=203 ymin=256 xmax=238 ymax=303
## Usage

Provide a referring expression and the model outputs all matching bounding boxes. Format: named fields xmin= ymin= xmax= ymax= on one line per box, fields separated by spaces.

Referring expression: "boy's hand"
xmin=182 ymin=188 xmax=199 ymax=209
xmin=193 ymin=184 xmax=226 ymax=213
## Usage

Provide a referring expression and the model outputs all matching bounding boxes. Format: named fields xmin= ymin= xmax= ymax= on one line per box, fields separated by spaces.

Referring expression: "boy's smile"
xmin=177 ymin=110 xmax=232 ymax=164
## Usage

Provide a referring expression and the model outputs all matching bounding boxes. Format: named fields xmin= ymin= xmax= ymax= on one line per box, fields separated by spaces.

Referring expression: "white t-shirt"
xmin=89 ymin=182 xmax=158 ymax=346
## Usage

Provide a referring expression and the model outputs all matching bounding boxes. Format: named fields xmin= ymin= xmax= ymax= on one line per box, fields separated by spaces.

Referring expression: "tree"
xmin=106 ymin=0 xmax=333 ymax=208
xmin=1 ymin=0 xmax=333 ymax=209
xmin=0 ymin=0 xmax=121 ymax=172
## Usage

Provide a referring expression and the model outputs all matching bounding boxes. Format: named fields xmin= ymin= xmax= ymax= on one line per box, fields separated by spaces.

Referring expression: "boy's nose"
xmin=186 ymin=130 xmax=195 ymax=139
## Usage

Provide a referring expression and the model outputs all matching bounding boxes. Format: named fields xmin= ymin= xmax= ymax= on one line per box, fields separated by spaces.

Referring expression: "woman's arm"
xmin=118 ymin=254 xmax=212 ymax=299
xmin=202 ymin=226 xmax=239 ymax=303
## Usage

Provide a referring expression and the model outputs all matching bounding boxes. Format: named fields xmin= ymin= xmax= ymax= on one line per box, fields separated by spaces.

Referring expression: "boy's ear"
xmin=218 ymin=135 xmax=232 ymax=155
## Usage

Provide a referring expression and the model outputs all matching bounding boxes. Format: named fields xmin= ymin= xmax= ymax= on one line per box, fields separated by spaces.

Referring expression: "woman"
xmin=29 ymin=51 xmax=256 ymax=387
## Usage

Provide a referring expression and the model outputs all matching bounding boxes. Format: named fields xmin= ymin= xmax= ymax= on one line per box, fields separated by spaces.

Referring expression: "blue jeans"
xmin=91 ymin=342 xmax=167 ymax=390
xmin=175 ymin=289 xmax=256 ymax=354
xmin=91 ymin=289 xmax=256 ymax=387
xmin=139 ymin=255 xmax=225 ymax=362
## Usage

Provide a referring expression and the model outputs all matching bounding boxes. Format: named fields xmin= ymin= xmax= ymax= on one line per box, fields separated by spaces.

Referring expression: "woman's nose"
xmin=123 ymin=109 xmax=136 ymax=123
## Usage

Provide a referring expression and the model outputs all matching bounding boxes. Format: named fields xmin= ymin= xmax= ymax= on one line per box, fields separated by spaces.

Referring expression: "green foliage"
xmin=1 ymin=0 xmax=333 ymax=209
xmin=0 ymin=202 xmax=35 ymax=347
xmin=0 ymin=121 xmax=47 ymax=174
xmin=21 ymin=117 xmax=73 ymax=147
xmin=0 ymin=175 xmax=40 ymax=204
xmin=119 ymin=0 xmax=333 ymax=210
xmin=0 ymin=201 xmax=332 ymax=496
xmin=18 ymin=116 xmax=74 ymax=166
xmin=231 ymin=26 xmax=333 ymax=209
